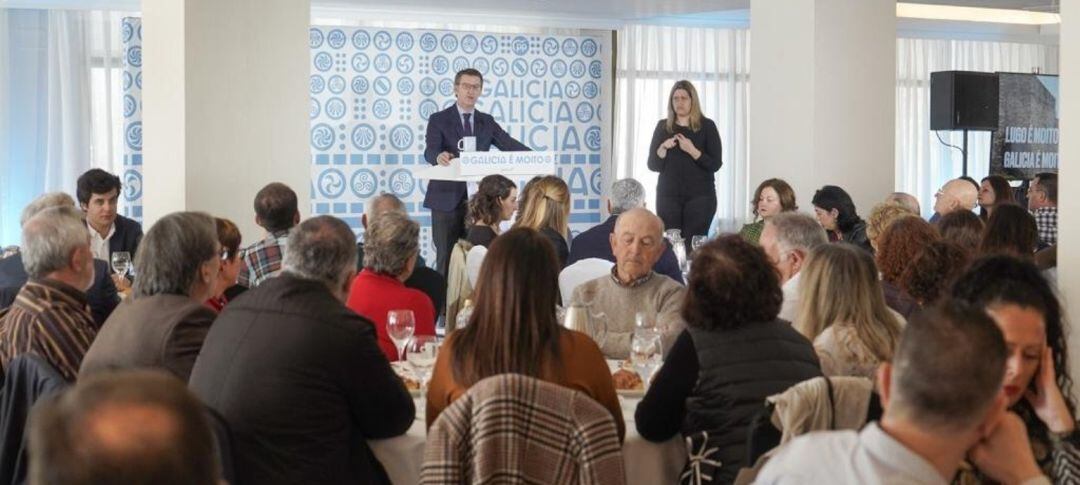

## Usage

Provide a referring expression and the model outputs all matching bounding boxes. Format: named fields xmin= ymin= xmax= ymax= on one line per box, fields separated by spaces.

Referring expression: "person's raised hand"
xmin=674 ymin=133 xmax=699 ymax=158
xmin=969 ymin=412 xmax=1045 ymax=485
xmin=1026 ymin=346 xmax=1076 ymax=434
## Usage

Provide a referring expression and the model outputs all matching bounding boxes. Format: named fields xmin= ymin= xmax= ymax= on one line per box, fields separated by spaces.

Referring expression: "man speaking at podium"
xmin=424 ymin=68 xmax=530 ymax=277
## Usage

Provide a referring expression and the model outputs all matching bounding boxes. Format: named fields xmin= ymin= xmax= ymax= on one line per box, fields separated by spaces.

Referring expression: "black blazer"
xmin=0 ymin=254 xmax=119 ymax=327
xmin=422 ymin=105 xmax=529 ymax=211
xmin=108 ymin=214 xmax=143 ymax=258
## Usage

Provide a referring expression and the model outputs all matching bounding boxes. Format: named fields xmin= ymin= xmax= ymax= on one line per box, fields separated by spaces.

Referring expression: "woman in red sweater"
xmin=346 ymin=211 xmax=436 ymax=361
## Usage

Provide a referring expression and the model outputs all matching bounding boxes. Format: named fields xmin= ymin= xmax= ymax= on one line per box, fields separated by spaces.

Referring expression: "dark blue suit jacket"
xmin=108 ymin=214 xmax=143 ymax=258
xmin=423 ymin=105 xmax=529 ymax=211
xmin=0 ymin=254 xmax=119 ymax=327
xmin=567 ymin=216 xmax=685 ymax=285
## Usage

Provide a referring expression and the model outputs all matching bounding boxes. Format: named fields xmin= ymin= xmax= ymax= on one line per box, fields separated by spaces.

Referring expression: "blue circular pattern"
xmin=326 ymin=98 xmax=347 ymax=120
xmin=350 ymin=169 xmax=378 ymax=198
xmin=511 ymin=36 xmax=530 ymax=55
xmin=575 ymin=102 xmax=594 ymax=123
xmin=397 ymin=77 xmax=415 ymax=96
xmin=419 ymin=33 xmax=438 ymax=52
xmin=352 ymin=124 xmax=376 ymax=150
xmin=127 ymin=46 xmax=142 ymax=68
xmin=431 ymin=56 xmax=449 ymax=75
xmin=372 ymin=99 xmax=392 ymax=119
xmin=583 ymin=81 xmax=599 ymax=99
xmin=551 ymin=60 xmax=567 ymax=78
xmin=590 ymin=167 xmax=603 ymax=194
xmin=327 ymin=29 xmax=347 ymax=49
xmin=565 ymin=81 xmax=581 ymax=98
xmin=314 ymin=52 xmax=333 ymax=72
xmin=310 ymin=97 xmax=321 ymax=119
xmin=311 ymin=123 xmax=336 ymax=150
xmin=581 ymin=38 xmax=598 ymax=57
xmin=123 ymin=94 xmax=137 ymax=118
xmin=388 ymin=168 xmax=416 ymax=197
xmin=374 ymin=54 xmax=392 ymax=73
xmin=373 ymin=31 xmax=393 ymax=51
xmin=328 ymin=75 xmax=346 ymax=94
xmin=351 ymin=53 xmax=370 ymax=72
xmin=530 ymin=59 xmax=548 ymax=77
xmin=589 ymin=60 xmax=602 ymax=79
xmin=440 ymin=34 xmax=458 ymax=52
xmin=122 ymin=22 xmax=134 ymax=43
xmin=570 ymin=60 xmax=586 ymax=78
xmin=396 ymin=55 xmax=415 ymax=74
xmin=585 ymin=126 xmax=602 ymax=151
xmin=135 ymin=72 xmax=142 ymax=89
xmin=310 ymin=75 xmax=326 ymax=94
xmin=373 ymin=76 xmax=392 ymax=96
xmin=318 ymin=169 xmax=347 ymax=198
xmin=438 ymin=79 xmax=454 ymax=96
xmin=473 ymin=57 xmax=490 ymax=74
xmin=419 ymin=77 xmax=436 ymax=96
xmin=491 ymin=58 xmax=509 ymax=77
xmin=561 ymin=38 xmax=578 ymax=57
xmin=309 ymin=28 xmax=324 ymax=48
xmin=480 ymin=35 xmax=498 ymax=55
xmin=123 ymin=71 xmax=133 ymax=90
xmin=123 ymin=169 xmax=142 ymax=201
xmin=396 ymin=32 xmax=414 ymax=51
xmin=351 ymin=76 xmax=369 ymax=95
xmin=419 ymin=99 xmax=439 ymax=120
xmin=543 ymin=38 xmax=560 ymax=56
xmin=461 ymin=35 xmax=478 ymax=54
xmin=511 ymin=59 xmax=528 ymax=77
xmin=352 ymin=30 xmax=371 ymax=49
xmin=389 ymin=124 xmax=414 ymax=150
xmin=452 ymin=56 xmax=469 ymax=73
xmin=125 ymin=122 xmax=142 ymax=151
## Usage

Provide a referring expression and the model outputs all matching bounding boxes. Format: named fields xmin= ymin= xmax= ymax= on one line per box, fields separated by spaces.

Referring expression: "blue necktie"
xmin=462 ymin=113 xmax=473 ymax=136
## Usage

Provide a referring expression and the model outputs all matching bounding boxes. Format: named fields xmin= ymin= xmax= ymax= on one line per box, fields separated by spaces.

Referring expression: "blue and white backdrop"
xmin=123 ymin=21 xmax=610 ymax=265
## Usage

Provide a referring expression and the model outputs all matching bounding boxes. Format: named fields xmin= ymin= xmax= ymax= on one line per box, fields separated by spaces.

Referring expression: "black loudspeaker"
xmin=930 ymin=71 xmax=999 ymax=130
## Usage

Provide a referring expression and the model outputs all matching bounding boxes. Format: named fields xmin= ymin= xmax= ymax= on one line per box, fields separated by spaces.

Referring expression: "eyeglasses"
xmin=219 ymin=247 xmax=231 ymax=261
xmin=456 ymin=82 xmax=482 ymax=92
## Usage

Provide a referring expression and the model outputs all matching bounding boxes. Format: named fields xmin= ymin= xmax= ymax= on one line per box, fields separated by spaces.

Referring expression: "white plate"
xmin=616 ymin=388 xmax=645 ymax=398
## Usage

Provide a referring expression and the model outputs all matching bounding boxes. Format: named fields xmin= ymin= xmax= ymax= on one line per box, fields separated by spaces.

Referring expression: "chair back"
xmin=0 ymin=355 xmax=69 ymax=485
xmin=464 ymin=245 xmax=487 ymax=289
xmin=558 ymin=258 xmax=614 ymax=307
xmin=444 ymin=239 xmax=474 ymax=332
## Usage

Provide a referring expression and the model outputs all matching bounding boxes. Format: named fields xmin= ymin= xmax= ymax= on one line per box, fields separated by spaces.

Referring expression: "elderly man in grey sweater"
xmin=570 ymin=208 xmax=686 ymax=359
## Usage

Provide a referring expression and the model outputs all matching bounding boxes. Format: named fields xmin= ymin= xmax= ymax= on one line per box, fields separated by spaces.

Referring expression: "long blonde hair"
xmin=796 ymin=244 xmax=902 ymax=363
xmin=513 ymin=175 xmax=570 ymax=238
xmin=665 ymin=80 xmax=703 ymax=133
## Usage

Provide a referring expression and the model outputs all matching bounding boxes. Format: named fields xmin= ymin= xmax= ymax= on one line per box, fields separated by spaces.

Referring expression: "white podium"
xmin=413 ymin=151 xmax=557 ymax=181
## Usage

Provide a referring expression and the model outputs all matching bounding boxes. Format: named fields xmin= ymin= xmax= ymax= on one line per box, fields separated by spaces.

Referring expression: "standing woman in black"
xmin=648 ymin=80 xmax=723 ymax=242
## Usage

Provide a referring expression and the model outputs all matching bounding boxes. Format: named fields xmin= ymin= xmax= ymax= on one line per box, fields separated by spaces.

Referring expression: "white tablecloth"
xmin=369 ymin=395 xmax=686 ymax=484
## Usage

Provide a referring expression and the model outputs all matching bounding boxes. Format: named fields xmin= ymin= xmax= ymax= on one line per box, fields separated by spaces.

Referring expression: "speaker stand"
xmin=962 ymin=129 xmax=969 ymax=177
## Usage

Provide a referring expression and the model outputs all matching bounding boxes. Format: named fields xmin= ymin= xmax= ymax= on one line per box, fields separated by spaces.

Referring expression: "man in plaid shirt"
xmin=1028 ymin=172 xmax=1058 ymax=248
xmin=238 ymin=183 xmax=300 ymax=288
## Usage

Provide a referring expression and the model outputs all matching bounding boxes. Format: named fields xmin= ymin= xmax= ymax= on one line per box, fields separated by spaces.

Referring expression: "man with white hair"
xmin=0 ymin=205 xmax=98 ymax=381
xmin=884 ymin=192 xmax=921 ymax=216
xmin=759 ymin=212 xmax=828 ymax=323
xmin=931 ymin=178 xmax=979 ymax=221
xmin=567 ymin=178 xmax=683 ymax=283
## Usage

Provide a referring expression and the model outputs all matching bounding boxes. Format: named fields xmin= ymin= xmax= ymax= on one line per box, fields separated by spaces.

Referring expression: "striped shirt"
xmin=0 ymin=279 xmax=97 ymax=381
xmin=237 ymin=230 xmax=290 ymax=288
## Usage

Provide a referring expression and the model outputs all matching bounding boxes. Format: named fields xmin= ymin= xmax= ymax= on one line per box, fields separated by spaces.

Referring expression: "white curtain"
xmin=614 ymin=24 xmax=750 ymax=234
xmin=896 ymin=37 xmax=1059 ymax=217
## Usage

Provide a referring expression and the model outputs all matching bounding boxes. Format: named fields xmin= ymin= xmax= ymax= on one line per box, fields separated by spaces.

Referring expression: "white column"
xmin=749 ymin=0 xmax=895 ymax=215
xmin=142 ymin=0 xmax=311 ymax=240
xmin=1059 ymin=2 xmax=1080 ymax=386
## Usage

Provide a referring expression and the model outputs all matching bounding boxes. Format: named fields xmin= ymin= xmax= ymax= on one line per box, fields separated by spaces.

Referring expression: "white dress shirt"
xmin=88 ymin=222 xmax=115 ymax=261
xmin=777 ymin=271 xmax=801 ymax=324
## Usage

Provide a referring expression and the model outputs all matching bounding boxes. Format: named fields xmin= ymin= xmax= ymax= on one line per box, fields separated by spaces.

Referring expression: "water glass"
xmin=631 ymin=331 xmax=662 ymax=387
xmin=691 ymin=235 xmax=708 ymax=253
xmin=407 ymin=335 xmax=440 ymax=398
xmin=110 ymin=251 xmax=131 ymax=278
xmin=387 ymin=310 xmax=416 ymax=362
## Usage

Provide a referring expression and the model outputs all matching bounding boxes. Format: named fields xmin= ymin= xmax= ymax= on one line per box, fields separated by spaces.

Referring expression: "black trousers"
xmin=431 ymin=201 xmax=467 ymax=278
xmin=656 ymin=194 xmax=717 ymax=242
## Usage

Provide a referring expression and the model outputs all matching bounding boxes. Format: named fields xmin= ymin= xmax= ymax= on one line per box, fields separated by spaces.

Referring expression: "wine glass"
xmin=588 ymin=312 xmax=608 ymax=350
xmin=407 ymin=336 xmax=440 ymax=399
xmin=387 ymin=310 xmax=415 ymax=362
xmin=631 ymin=330 xmax=663 ymax=387
xmin=110 ymin=251 xmax=131 ymax=279
xmin=691 ymin=235 xmax=708 ymax=253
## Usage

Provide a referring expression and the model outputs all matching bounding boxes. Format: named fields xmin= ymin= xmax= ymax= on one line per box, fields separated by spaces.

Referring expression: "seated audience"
xmin=757 ymin=302 xmax=1049 ymax=485
xmin=979 ymin=174 xmax=1014 ymax=221
xmin=76 ymin=168 xmax=143 ymax=265
xmin=884 ymin=192 xmax=921 ymax=216
xmin=357 ymin=193 xmax=445 ymax=315
xmin=796 ymin=244 xmax=903 ymax=379
xmin=465 ymin=174 xmax=517 ymax=247
xmin=190 ymin=215 xmax=414 ymax=485
xmin=980 ymin=203 xmax=1039 ymax=258
xmin=206 ymin=217 xmax=245 ymax=312
xmin=568 ymin=178 xmax=682 ymax=283
xmin=346 ymin=211 xmax=436 ymax=361
xmin=28 ymin=370 xmax=220 ymax=485
xmin=1028 ymin=172 xmax=1057 ymax=247
xmin=0 ymin=205 xmax=97 ymax=381
xmin=899 ymin=240 xmax=968 ymax=307
xmin=811 ymin=185 xmax=872 ymax=253
xmin=427 ymin=228 xmax=623 ymax=440
xmin=0 ymin=192 xmax=118 ymax=326
xmin=569 ymin=208 xmax=686 ymax=359
xmin=865 ymin=202 xmax=916 ymax=253
xmin=758 ymin=212 xmax=827 ymax=323
xmin=237 ymin=182 xmax=299 ymax=287
xmin=80 ymin=212 xmax=220 ymax=382
xmin=739 ymin=178 xmax=797 ymax=244
xmin=952 ymin=255 xmax=1079 ymax=483
xmin=931 ymin=177 xmax=978 ymax=221
xmin=875 ymin=216 xmax=939 ymax=318
xmin=634 ymin=235 xmax=821 ymax=484
xmin=513 ymin=175 xmax=572 ymax=268
xmin=935 ymin=209 xmax=984 ymax=254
